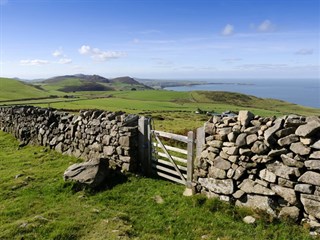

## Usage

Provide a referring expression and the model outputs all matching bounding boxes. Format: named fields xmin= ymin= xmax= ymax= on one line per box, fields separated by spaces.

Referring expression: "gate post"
xmin=186 ymin=131 xmax=195 ymax=190
xmin=138 ymin=116 xmax=151 ymax=176
xmin=196 ymin=126 xmax=205 ymax=158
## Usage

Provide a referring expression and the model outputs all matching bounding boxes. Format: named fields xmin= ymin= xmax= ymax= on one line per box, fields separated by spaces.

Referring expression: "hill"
xmin=39 ymin=74 xmax=151 ymax=92
xmin=44 ymin=74 xmax=110 ymax=84
xmin=0 ymin=78 xmax=49 ymax=101
xmin=109 ymin=76 xmax=153 ymax=90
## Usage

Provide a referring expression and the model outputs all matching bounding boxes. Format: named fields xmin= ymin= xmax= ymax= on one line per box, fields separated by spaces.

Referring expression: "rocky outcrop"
xmin=195 ymin=111 xmax=320 ymax=227
xmin=63 ymin=158 xmax=109 ymax=188
xmin=0 ymin=106 xmax=139 ymax=172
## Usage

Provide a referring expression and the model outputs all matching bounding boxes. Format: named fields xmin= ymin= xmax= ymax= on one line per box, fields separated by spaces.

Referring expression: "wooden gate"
xmin=151 ymin=130 xmax=194 ymax=186
xmin=138 ymin=116 xmax=205 ymax=188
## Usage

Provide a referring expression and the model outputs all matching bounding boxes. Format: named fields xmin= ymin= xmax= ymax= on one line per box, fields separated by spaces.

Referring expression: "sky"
xmin=0 ymin=0 xmax=319 ymax=79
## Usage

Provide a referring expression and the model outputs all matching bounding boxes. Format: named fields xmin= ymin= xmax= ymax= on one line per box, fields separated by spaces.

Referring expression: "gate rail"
xmin=138 ymin=116 xmax=205 ymax=190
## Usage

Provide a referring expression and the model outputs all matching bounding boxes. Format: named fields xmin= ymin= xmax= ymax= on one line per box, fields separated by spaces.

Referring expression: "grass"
xmin=0 ymin=131 xmax=315 ymax=240
xmin=30 ymin=90 xmax=319 ymax=132
xmin=0 ymin=78 xmax=319 ymax=133
xmin=0 ymin=78 xmax=49 ymax=101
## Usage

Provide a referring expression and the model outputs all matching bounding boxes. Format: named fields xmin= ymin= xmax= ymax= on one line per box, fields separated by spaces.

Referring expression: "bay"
xmin=165 ymin=79 xmax=320 ymax=108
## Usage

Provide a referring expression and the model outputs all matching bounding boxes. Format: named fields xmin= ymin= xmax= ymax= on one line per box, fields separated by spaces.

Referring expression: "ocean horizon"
xmin=165 ymin=79 xmax=320 ymax=109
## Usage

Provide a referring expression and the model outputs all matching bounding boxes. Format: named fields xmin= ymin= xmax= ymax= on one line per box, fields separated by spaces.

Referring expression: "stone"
xmin=233 ymin=189 xmax=245 ymax=199
xmin=228 ymin=155 xmax=238 ymax=163
xmin=305 ymin=160 xmax=320 ymax=170
xmin=285 ymin=117 xmax=305 ymax=127
xmin=205 ymin=123 xmax=215 ymax=134
xmin=236 ymin=194 xmax=276 ymax=216
xmin=280 ymin=154 xmax=304 ymax=168
xmin=101 ymin=135 xmax=111 ymax=145
xmin=153 ymin=195 xmax=164 ymax=204
xmin=233 ymin=166 xmax=246 ymax=180
xmin=251 ymin=141 xmax=269 ymax=154
xmin=235 ymin=133 xmax=247 ymax=147
xmin=294 ymin=184 xmax=314 ymax=194
xmin=208 ymin=166 xmax=226 ymax=179
xmin=275 ymin=127 xmax=296 ymax=138
xmin=223 ymin=142 xmax=235 ymax=147
xmin=119 ymin=136 xmax=130 ymax=147
xmin=246 ymin=134 xmax=258 ymax=145
xmin=290 ymin=142 xmax=310 ymax=155
xmin=256 ymin=179 xmax=268 ymax=187
xmin=239 ymin=148 xmax=252 ymax=156
xmin=251 ymin=155 xmax=272 ymax=163
xmin=278 ymin=206 xmax=300 ymax=222
xmin=55 ymin=142 xmax=64 ymax=153
xmin=300 ymin=137 xmax=312 ymax=145
xmin=244 ymin=126 xmax=260 ymax=134
xmin=222 ymin=146 xmax=238 ymax=155
xmin=208 ymin=140 xmax=223 ymax=148
xmin=300 ymin=194 xmax=320 ymax=219
xmin=183 ymin=188 xmax=194 ymax=196
xmin=217 ymin=127 xmax=232 ymax=136
xmin=198 ymin=178 xmax=234 ymax=195
xmin=219 ymin=151 xmax=229 ymax=160
xmin=264 ymin=119 xmax=284 ymax=146
xmin=268 ymin=148 xmax=287 ymax=157
xmin=238 ymin=110 xmax=254 ymax=127
xmin=227 ymin=168 xmax=235 ymax=178
xmin=310 ymin=151 xmax=320 ymax=159
xmin=311 ymin=140 xmax=320 ymax=150
xmin=103 ymin=146 xmax=115 ymax=156
xmin=63 ymin=159 xmax=109 ymax=188
xmin=267 ymin=162 xmax=300 ymax=180
xmin=298 ymin=171 xmax=320 ymax=186
xmin=91 ymin=142 xmax=102 ymax=152
xmin=270 ymin=184 xmax=297 ymax=205
xmin=239 ymin=179 xmax=275 ymax=195
xmin=278 ymin=177 xmax=295 ymax=188
xmin=227 ymin=132 xmax=238 ymax=142
xmin=295 ymin=120 xmax=320 ymax=137
xmin=219 ymin=195 xmax=231 ymax=202
xmin=213 ymin=157 xmax=231 ymax=170
xmin=277 ymin=134 xmax=299 ymax=146
xmin=259 ymin=169 xmax=277 ymax=183
xmin=243 ymin=216 xmax=256 ymax=224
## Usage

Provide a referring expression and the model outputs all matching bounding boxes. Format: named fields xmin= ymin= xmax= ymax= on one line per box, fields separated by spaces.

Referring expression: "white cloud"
xmin=258 ymin=20 xmax=273 ymax=32
xmin=222 ymin=58 xmax=242 ymax=63
xmin=221 ymin=24 xmax=234 ymax=36
xmin=58 ymin=58 xmax=72 ymax=64
xmin=295 ymin=49 xmax=314 ymax=55
xmin=78 ymin=45 xmax=126 ymax=61
xmin=20 ymin=59 xmax=49 ymax=66
xmin=52 ymin=49 xmax=63 ymax=57
xmin=79 ymin=45 xmax=91 ymax=55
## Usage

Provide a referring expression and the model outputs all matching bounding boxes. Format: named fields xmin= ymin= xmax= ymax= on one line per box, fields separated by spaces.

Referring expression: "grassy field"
xmin=0 ymin=77 xmax=319 ymax=133
xmin=0 ymin=78 xmax=50 ymax=101
xmin=29 ymin=90 xmax=319 ymax=132
xmin=0 ymin=131 xmax=314 ymax=240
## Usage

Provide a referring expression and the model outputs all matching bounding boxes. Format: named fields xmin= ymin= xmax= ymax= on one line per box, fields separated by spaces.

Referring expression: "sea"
xmin=165 ymin=79 xmax=320 ymax=109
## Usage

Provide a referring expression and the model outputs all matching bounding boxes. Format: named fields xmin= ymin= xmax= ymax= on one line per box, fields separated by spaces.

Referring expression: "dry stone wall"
xmin=195 ymin=111 xmax=320 ymax=226
xmin=0 ymin=106 xmax=139 ymax=172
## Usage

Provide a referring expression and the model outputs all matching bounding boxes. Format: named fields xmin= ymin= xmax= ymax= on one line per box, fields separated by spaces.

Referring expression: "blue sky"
xmin=0 ymin=0 xmax=319 ymax=79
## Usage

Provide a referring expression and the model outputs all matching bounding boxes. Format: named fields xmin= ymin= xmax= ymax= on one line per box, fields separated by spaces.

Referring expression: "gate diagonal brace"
xmin=153 ymin=132 xmax=187 ymax=184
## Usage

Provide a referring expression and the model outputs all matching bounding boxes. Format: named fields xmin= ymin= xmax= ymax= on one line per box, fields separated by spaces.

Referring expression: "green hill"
xmin=0 ymin=78 xmax=49 ymax=101
xmin=39 ymin=74 xmax=152 ymax=92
